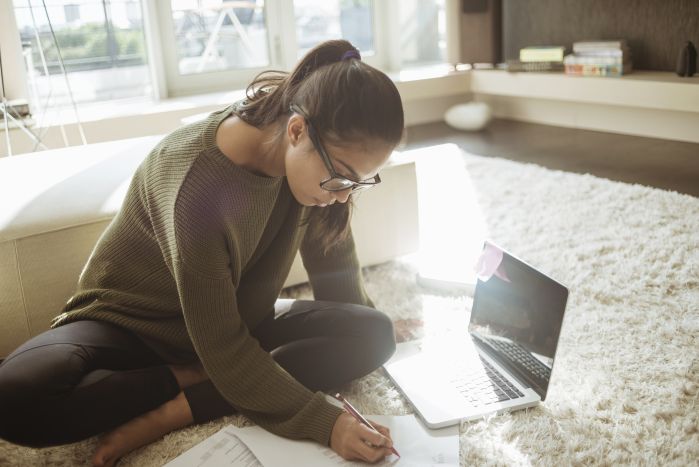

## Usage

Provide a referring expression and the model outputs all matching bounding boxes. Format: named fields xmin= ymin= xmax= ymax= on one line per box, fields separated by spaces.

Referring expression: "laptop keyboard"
xmin=482 ymin=338 xmax=551 ymax=381
xmin=449 ymin=355 xmax=524 ymax=407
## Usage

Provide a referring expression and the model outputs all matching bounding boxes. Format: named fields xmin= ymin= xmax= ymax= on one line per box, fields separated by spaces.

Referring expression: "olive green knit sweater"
xmin=50 ymin=104 xmax=374 ymax=446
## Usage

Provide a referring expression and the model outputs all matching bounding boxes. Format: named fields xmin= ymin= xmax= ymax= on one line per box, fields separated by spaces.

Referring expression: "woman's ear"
xmin=287 ymin=114 xmax=306 ymax=147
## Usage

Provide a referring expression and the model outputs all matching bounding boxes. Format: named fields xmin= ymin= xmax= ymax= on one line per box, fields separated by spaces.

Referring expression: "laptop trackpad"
xmin=384 ymin=340 xmax=485 ymax=426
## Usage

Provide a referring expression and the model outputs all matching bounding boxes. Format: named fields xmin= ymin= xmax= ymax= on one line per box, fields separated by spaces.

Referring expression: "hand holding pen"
xmin=331 ymin=393 xmax=401 ymax=461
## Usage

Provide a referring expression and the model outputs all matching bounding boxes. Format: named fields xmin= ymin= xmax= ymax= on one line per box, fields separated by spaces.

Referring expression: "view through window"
xmin=169 ymin=0 xmax=269 ymax=75
xmin=399 ymin=0 xmax=446 ymax=67
xmin=293 ymin=0 xmax=374 ymax=58
xmin=12 ymin=0 xmax=151 ymax=106
xmin=10 ymin=0 xmax=448 ymax=107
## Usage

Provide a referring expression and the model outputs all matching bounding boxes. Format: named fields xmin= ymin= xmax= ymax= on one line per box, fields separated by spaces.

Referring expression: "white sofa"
xmin=0 ymin=136 xmax=419 ymax=358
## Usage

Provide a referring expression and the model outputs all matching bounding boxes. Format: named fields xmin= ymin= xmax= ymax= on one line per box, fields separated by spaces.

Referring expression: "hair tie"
xmin=341 ymin=49 xmax=361 ymax=61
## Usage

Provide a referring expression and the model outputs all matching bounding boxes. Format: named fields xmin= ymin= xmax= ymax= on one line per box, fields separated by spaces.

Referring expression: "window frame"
xmin=0 ymin=1 xmax=29 ymax=102
xmin=154 ymin=0 xmax=389 ymax=97
xmin=153 ymin=0 xmax=278 ymax=97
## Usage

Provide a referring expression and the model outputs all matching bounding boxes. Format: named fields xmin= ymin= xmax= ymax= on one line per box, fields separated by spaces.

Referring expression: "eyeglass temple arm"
xmin=308 ymin=127 xmax=337 ymax=175
xmin=291 ymin=105 xmax=336 ymax=175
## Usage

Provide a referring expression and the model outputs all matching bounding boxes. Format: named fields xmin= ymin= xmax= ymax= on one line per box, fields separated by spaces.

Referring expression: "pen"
xmin=333 ymin=393 xmax=401 ymax=458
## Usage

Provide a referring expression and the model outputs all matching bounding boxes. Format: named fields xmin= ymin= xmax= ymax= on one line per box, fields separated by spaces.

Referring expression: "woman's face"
xmin=285 ymin=116 xmax=392 ymax=207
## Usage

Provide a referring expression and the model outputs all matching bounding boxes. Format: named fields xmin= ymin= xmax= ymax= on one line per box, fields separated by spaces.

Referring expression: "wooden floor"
xmin=403 ymin=119 xmax=699 ymax=197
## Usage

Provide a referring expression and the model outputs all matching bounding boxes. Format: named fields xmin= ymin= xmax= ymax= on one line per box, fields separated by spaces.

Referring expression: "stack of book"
xmin=0 ymin=99 xmax=31 ymax=121
xmin=564 ymin=40 xmax=632 ymax=77
xmin=506 ymin=46 xmax=566 ymax=72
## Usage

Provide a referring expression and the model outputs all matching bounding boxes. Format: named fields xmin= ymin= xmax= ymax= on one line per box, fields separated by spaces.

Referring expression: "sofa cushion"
xmin=0 ymin=136 xmax=162 ymax=242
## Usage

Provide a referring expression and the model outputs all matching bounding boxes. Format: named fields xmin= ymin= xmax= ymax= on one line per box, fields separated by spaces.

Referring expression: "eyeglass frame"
xmin=289 ymin=104 xmax=381 ymax=193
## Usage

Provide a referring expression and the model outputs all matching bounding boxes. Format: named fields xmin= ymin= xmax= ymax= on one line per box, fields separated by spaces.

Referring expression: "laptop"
xmin=383 ymin=240 xmax=569 ymax=428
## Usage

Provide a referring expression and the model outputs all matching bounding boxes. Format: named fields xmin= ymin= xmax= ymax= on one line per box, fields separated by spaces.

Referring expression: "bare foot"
xmin=168 ymin=361 xmax=208 ymax=389
xmin=92 ymin=391 xmax=194 ymax=466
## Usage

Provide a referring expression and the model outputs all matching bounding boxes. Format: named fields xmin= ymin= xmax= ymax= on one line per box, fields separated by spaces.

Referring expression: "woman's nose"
xmin=334 ymin=188 xmax=352 ymax=204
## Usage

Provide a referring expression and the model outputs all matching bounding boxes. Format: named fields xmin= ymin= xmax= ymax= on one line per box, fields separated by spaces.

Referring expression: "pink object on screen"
xmin=474 ymin=243 xmax=511 ymax=283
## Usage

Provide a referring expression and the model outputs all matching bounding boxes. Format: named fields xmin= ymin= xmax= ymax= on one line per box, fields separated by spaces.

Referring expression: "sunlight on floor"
xmin=418 ymin=293 xmax=472 ymax=339
xmin=411 ymin=143 xmax=489 ymax=295
xmin=390 ymin=143 xmax=490 ymax=338
xmin=463 ymin=417 xmax=531 ymax=465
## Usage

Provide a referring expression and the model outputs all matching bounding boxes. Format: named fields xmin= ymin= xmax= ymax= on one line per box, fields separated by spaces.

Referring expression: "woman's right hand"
xmin=329 ymin=412 xmax=395 ymax=463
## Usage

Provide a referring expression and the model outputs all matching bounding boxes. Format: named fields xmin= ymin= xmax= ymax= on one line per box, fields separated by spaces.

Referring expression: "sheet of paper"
xmin=164 ymin=425 xmax=263 ymax=467
xmin=232 ymin=414 xmax=459 ymax=467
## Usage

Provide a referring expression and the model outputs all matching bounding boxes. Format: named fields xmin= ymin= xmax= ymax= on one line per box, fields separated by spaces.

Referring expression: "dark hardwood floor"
xmin=403 ymin=119 xmax=699 ymax=197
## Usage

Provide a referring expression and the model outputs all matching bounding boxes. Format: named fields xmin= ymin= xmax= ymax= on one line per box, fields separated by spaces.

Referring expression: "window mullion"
xmin=142 ymin=0 xmax=169 ymax=99
xmin=445 ymin=0 xmax=462 ymax=66
xmin=273 ymin=0 xmax=298 ymax=70
xmin=374 ymin=0 xmax=401 ymax=72
xmin=0 ymin=2 xmax=29 ymax=101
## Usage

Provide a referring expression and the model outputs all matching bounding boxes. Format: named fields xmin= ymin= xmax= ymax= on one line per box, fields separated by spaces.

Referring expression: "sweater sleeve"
xmin=172 ymin=191 xmax=342 ymax=445
xmin=300 ymin=216 xmax=375 ymax=308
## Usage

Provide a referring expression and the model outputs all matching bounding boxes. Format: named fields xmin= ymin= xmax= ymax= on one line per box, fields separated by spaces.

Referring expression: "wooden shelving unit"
xmin=469 ymin=70 xmax=699 ymax=113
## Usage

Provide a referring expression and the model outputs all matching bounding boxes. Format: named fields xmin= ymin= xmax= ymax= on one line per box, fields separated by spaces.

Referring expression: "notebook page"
xmin=233 ymin=414 xmax=459 ymax=467
xmin=164 ymin=425 xmax=262 ymax=467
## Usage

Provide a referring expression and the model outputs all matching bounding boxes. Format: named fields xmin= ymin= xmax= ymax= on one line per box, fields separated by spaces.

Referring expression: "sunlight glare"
xmin=412 ymin=143 xmax=489 ymax=294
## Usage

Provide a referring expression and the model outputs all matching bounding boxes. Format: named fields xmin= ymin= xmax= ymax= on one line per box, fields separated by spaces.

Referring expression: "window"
xmin=6 ymin=0 xmax=455 ymax=105
xmin=397 ymin=0 xmax=446 ymax=67
xmin=12 ymin=0 xmax=151 ymax=106
xmin=294 ymin=0 xmax=374 ymax=58
xmin=169 ymin=0 xmax=269 ymax=75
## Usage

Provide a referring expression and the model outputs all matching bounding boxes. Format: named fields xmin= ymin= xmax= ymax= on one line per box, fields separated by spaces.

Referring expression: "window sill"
xmin=21 ymin=89 xmax=249 ymax=129
xmin=13 ymin=66 xmax=469 ymax=130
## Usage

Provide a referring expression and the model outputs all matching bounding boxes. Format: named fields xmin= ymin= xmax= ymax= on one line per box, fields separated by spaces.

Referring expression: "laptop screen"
xmin=469 ymin=241 xmax=568 ymax=399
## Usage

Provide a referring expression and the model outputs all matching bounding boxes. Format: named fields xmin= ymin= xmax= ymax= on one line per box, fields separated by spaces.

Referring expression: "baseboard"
xmin=403 ymin=92 xmax=474 ymax=126
xmin=474 ymin=94 xmax=699 ymax=144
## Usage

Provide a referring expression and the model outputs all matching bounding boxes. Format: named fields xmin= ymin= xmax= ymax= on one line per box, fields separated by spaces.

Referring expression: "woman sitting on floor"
xmin=0 ymin=39 xmax=404 ymax=466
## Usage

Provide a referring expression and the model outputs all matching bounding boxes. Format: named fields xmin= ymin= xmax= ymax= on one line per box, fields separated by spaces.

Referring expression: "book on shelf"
xmin=573 ymin=48 xmax=627 ymax=58
xmin=519 ymin=46 xmax=566 ymax=63
xmin=0 ymin=99 xmax=31 ymax=121
xmin=563 ymin=55 xmax=627 ymax=66
xmin=505 ymin=59 xmax=564 ymax=72
xmin=573 ymin=40 xmax=627 ymax=52
xmin=565 ymin=39 xmax=632 ymax=76
xmin=564 ymin=62 xmax=632 ymax=77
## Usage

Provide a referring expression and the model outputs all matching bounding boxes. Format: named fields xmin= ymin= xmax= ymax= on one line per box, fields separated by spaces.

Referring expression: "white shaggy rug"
xmin=1 ymin=147 xmax=697 ymax=466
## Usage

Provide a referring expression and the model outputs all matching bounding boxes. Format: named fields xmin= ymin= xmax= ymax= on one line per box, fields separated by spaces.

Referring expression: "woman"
xmin=0 ymin=40 xmax=404 ymax=466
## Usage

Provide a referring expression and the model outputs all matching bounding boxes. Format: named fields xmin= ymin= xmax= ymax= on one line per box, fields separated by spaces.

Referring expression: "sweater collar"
xmin=202 ymin=102 xmax=284 ymax=188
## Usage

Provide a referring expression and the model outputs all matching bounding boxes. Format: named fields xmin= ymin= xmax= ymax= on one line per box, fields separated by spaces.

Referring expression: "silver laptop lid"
xmin=469 ymin=241 xmax=568 ymax=400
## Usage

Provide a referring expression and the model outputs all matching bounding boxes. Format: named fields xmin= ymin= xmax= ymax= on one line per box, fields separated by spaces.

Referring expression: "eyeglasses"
xmin=290 ymin=104 xmax=381 ymax=193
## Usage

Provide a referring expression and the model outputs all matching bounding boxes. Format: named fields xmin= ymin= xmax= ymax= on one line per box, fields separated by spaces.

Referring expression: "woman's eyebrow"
xmin=335 ymin=158 xmax=362 ymax=180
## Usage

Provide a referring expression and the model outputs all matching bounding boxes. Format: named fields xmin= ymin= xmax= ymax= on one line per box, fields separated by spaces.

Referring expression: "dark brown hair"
xmin=235 ymin=40 xmax=404 ymax=253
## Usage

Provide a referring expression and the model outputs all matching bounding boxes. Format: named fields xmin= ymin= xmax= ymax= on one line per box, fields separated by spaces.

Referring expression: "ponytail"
xmin=237 ymin=40 xmax=363 ymax=128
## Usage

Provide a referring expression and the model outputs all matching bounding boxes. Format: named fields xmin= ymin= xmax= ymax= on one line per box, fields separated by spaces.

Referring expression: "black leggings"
xmin=0 ymin=299 xmax=395 ymax=448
